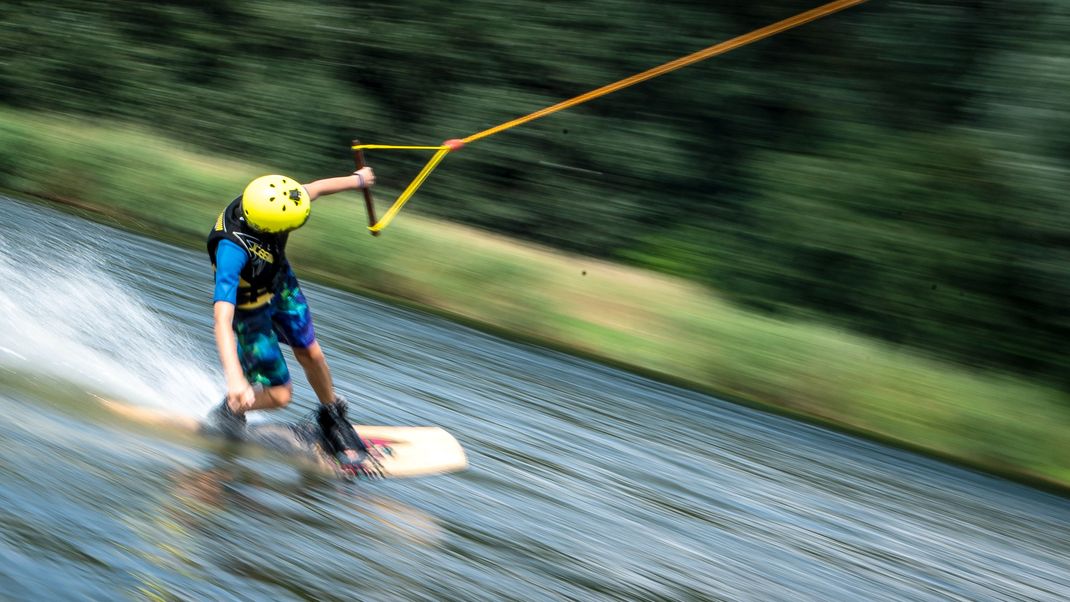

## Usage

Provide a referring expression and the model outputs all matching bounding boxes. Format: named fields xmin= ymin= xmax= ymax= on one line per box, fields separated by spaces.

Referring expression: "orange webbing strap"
xmin=353 ymin=0 xmax=867 ymax=233
xmin=461 ymin=0 xmax=868 ymax=144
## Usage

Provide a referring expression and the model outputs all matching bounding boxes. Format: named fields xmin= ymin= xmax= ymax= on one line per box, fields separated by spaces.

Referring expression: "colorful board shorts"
xmin=233 ymin=268 xmax=316 ymax=387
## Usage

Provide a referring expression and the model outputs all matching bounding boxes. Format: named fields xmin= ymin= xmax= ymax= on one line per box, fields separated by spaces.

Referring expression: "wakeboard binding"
xmin=317 ymin=397 xmax=382 ymax=478
xmin=206 ymin=398 xmax=247 ymax=441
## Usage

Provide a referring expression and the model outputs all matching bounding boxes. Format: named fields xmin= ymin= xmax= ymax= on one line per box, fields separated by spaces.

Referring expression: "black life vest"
xmin=206 ymin=197 xmax=290 ymax=308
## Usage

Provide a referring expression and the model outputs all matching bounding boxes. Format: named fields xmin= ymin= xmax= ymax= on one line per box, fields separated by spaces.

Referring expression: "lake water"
xmin=1 ymin=197 xmax=1067 ymax=601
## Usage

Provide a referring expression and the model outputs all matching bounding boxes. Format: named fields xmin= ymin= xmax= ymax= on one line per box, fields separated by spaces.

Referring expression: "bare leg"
xmin=292 ymin=341 xmax=336 ymax=405
xmin=252 ymin=384 xmax=293 ymax=410
xmin=228 ymin=383 xmax=293 ymax=413
xmin=293 ymin=342 xmax=369 ymax=467
xmin=210 ymin=382 xmax=291 ymax=440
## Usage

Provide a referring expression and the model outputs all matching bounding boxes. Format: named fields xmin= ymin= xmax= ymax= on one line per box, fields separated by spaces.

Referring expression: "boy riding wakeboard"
xmin=205 ymin=169 xmax=376 ymax=475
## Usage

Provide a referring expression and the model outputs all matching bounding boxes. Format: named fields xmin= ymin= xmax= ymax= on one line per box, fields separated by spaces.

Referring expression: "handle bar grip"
xmin=352 ymin=139 xmax=380 ymax=237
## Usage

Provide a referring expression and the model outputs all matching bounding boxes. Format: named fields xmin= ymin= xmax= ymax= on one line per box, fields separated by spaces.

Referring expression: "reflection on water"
xmin=1 ymin=197 xmax=1068 ymax=601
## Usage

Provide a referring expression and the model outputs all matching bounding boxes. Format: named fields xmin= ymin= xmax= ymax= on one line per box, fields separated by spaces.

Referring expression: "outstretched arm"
xmin=304 ymin=167 xmax=375 ymax=201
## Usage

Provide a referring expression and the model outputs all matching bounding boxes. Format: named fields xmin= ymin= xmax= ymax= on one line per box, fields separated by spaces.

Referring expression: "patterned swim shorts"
xmin=233 ymin=268 xmax=317 ymax=387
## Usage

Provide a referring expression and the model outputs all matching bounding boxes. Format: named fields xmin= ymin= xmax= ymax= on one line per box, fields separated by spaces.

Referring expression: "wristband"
xmin=355 ymin=172 xmax=365 ymax=189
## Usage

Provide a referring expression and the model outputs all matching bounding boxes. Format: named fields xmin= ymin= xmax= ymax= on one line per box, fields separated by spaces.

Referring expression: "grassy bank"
xmin=2 ymin=108 xmax=1068 ymax=491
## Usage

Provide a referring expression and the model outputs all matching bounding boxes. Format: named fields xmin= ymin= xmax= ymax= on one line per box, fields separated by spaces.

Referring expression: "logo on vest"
xmin=247 ymin=242 xmax=274 ymax=263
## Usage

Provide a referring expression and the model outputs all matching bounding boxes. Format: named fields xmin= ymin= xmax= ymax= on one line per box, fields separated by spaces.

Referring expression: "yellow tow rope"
xmin=353 ymin=0 xmax=868 ymax=234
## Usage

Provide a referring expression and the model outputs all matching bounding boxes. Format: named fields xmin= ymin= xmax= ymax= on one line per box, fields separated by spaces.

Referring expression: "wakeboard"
xmin=97 ymin=397 xmax=467 ymax=479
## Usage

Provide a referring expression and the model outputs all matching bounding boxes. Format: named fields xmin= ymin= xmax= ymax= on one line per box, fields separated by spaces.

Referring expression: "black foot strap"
xmin=316 ymin=401 xmax=382 ymax=478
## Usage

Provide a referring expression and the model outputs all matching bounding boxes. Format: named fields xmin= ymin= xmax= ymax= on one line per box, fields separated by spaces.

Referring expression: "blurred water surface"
xmin=1 ymin=196 xmax=1067 ymax=601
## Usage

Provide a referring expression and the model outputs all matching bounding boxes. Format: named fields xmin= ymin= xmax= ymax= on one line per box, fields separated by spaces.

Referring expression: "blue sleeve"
xmin=213 ymin=239 xmax=248 ymax=304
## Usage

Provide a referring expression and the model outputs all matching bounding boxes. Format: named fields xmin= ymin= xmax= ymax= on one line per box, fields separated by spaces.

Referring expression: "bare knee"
xmin=262 ymin=384 xmax=293 ymax=409
xmin=293 ymin=342 xmax=326 ymax=366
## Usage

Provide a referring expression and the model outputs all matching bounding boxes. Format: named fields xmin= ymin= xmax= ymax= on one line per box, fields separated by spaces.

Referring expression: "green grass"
xmin=3 ymin=107 xmax=1068 ymax=491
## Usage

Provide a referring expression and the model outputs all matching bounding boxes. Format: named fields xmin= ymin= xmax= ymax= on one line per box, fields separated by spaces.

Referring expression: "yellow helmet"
xmin=241 ymin=175 xmax=311 ymax=233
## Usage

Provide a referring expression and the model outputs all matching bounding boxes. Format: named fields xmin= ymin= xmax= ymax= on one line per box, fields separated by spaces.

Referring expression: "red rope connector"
xmin=442 ymin=138 xmax=466 ymax=152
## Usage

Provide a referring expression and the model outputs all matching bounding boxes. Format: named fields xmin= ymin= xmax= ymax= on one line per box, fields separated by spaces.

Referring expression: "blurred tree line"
xmin=2 ymin=0 xmax=1067 ymax=387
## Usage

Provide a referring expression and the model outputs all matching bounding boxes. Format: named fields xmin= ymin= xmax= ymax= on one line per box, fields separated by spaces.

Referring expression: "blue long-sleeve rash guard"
xmin=213 ymin=239 xmax=248 ymax=305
